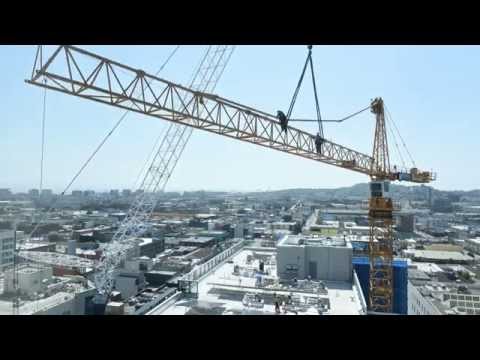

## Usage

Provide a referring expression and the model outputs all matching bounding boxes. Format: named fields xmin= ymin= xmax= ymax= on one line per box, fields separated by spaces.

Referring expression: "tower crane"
xmin=27 ymin=45 xmax=435 ymax=313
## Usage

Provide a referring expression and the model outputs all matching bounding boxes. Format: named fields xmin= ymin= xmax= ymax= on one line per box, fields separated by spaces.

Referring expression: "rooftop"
xmin=278 ymin=234 xmax=350 ymax=248
xmin=404 ymin=249 xmax=474 ymax=262
xmin=150 ymin=247 xmax=364 ymax=315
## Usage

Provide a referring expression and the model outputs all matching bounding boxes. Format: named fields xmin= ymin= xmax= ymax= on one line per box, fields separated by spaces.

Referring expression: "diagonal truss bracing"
xmin=26 ymin=45 xmax=373 ymax=296
xmin=27 ymin=45 xmax=374 ymax=177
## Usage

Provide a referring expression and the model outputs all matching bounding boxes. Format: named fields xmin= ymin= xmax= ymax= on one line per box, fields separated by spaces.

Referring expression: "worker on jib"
xmin=315 ymin=133 xmax=323 ymax=154
xmin=277 ymin=111 xmax=288 ymax=133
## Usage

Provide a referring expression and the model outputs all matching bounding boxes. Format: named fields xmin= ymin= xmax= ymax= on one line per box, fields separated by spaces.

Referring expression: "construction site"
xmin=0 ymin=44 xmax=443 ymax=315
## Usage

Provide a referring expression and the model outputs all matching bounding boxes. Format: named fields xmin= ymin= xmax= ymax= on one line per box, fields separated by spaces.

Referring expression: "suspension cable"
xmin=384 ymin=103 xmax=416 ymax=168
xmin=286 ymin=49 xmax=310 ymax=120
xmin=308 ymin=49 xmax=323 ymax=137
xmin=39 ymin=78 xmax=47 ymax=196
xmin=283 ymin=46 xmax=324 ymax=135
xmin=289 ymin=104 xmax=371 ymax=123
xmin=27 ymin=45 xmax=181 ymax=240
xmin=385 ymin=114 xmax=406 ymax=170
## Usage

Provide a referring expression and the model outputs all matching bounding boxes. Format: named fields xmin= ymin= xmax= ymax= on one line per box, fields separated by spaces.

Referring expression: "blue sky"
xmin=2 ymin=45 xmax=478 ymax=193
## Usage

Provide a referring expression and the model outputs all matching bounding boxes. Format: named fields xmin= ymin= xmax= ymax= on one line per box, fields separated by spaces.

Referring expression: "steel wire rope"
xmin=39 ymin=78 xmax=47 ymax=196
xmin=385 ymin=114 xmax=407 ymax=170
xmin=384 ymin=103 xmax=416 ymax=168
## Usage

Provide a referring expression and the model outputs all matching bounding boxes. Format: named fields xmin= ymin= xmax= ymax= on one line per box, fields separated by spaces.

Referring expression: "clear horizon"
xmin=3 ymin=45 xmax=478 ymax=193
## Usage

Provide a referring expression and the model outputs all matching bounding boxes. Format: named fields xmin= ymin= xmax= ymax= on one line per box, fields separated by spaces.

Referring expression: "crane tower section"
xmin=368 ymin=98 xmax=394 ymax=312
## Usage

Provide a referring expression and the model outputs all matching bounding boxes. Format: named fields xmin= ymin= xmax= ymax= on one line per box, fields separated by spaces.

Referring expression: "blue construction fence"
xmin=352 ymin=256 xmax=408 ymax=315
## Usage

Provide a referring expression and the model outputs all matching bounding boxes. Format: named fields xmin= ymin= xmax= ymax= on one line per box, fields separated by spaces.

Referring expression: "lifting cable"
xmin=289 ymin=104 xmax=372 ymax=123
xmin=385 ymin=113 xmax=407 ymax=170
xmin=39 ymin=78 xmax=47 ymax=195
xmin=279 ymin=45 xmax=324 ymax=137
xmin=384 ymin=103 xmax=416 ymax=168
xmin=27 ymin=45 xmax=181 ymax=241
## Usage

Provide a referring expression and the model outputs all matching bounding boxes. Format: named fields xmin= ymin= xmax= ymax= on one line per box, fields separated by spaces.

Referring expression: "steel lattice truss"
xmin=27 ymin=45 xmax=374 ymax=177
xmin=28 ymin=45 xmax=235 ymax=295
xmin=91 ymin=46 xmax=235 ymax=294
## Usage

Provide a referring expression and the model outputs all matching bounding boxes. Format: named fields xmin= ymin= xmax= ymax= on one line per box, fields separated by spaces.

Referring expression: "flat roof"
xmin=405 ymin=249 xmax=473 ymax=262
xmin=278 ymin=235 xmax=350 ymax=248
xmin=180 ymin=237 xmax=215 ymax=244
xmin=150 ymin=248 xmax=364 ymax=316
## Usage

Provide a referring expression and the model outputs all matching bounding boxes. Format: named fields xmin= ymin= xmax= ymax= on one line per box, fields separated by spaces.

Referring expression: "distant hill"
xmin=243 ymin=183 xmax=480 ymax=202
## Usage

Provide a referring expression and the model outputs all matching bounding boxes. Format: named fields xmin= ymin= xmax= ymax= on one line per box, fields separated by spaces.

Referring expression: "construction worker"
xmin=315 ymin=132 xmax=323 ymax=154
xmin=277 ymin=110 xmax=288 ymax=133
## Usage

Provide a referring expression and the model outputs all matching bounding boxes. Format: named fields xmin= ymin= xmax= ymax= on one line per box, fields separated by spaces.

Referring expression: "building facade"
xmin=0 ymin=230 xmax=15 ymax=270
xmin=276 ymin=235 xmax=352 ymax=282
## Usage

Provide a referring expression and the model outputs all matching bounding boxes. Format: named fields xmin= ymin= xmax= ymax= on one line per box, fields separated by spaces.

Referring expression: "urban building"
xmin=28 ymin=189 xmax=39 ymax=198
xmin=353 ymin=256 xmax=408 ymax=314
xmin=0 ymin=189 xmax=12 ymax=200
xmin=465 ymin=238 xmax=480 ymax=255
xmin=0 ymin=230 xmax=15 ymax=271
xmin=150 ymin=245 xmax=366 ymax=315
xmin=407 ymin=263 xmax=480 ymax=315
xmin=136 ymin=238 xmax=165 ymax=258
xmin=397 ymin=213 xmax=415 ymax=233
xmin=40 ymin=189 xmax=53 ymax=197
xmin=402 ymin=249 xmax=474 ymax=264
xmin=1 ymin=265 xmax=96 ymax=315
xmin=179 ymin=236 xmax=216 ymax=248
xmin=276 ymin=235 xmax=353 ymax=282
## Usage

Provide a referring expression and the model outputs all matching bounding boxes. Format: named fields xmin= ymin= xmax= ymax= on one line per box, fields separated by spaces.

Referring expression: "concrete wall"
xmin=4 ymin=267 xmax=53 ymax=296
xmin=276 ymin=244 xmax=306 ymax=279
xmin=35 ymin=296 xmax=76 ymax=315
xmin=408 ymin=281 xmax=442 ymax=315
xmin=277 ymin=244 xmax=352 ymax=282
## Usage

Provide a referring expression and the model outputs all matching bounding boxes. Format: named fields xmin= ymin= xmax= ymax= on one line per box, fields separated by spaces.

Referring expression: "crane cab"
xmin=370 ymin=180 xmax=390 ymax=198
xmin=369 ymin=181 xmax=394 ymax=219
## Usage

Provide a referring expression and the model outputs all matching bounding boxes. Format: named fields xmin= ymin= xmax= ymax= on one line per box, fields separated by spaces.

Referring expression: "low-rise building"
xmin=402 ymin=249 xmax=474 ymax=264
xmin=0 ymin=230 xmax=15 ymax=270
xmin=179 ymin=236 xmax=216 ymax=248
xmin=465 ymin=238 xmax=480 ymax=255
xmin=407 ymin=262 xmax=480 ymax=315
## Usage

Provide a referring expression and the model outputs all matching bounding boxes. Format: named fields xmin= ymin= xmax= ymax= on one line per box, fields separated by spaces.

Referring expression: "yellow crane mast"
xmin=26 ymin=45 xmax=435 ymax=313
